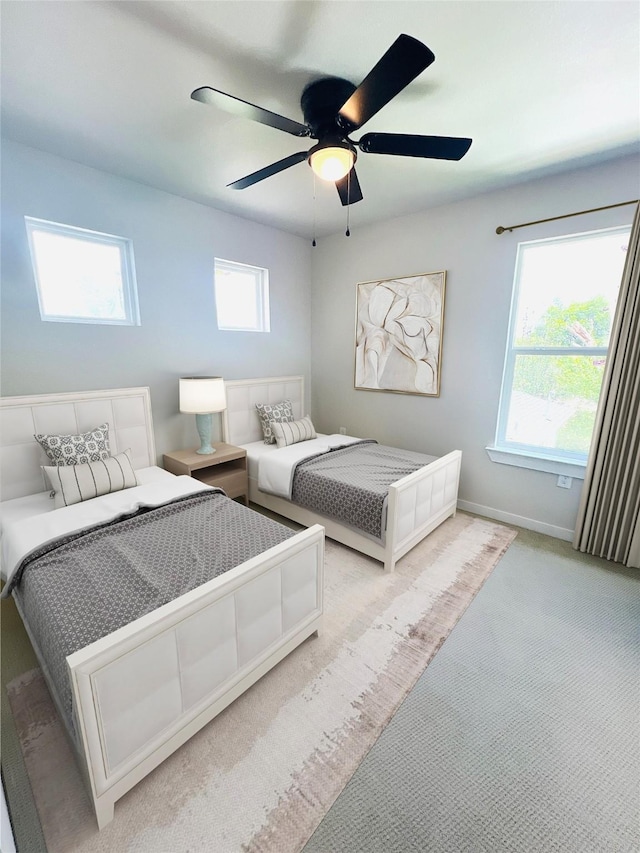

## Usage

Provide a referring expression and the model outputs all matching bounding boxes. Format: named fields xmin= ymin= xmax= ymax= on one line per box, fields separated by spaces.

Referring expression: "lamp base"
xmin=195 ymin=413 xmax=217 ymax=455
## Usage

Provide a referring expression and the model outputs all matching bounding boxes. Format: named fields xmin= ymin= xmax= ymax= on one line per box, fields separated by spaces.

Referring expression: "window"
xmin=214 ymin=258 xmax=270 ymax=332
xmin=491 ymin=225 xmax=630 ymax=473
xmin=25 ymin=217 xmax=140 ymax=325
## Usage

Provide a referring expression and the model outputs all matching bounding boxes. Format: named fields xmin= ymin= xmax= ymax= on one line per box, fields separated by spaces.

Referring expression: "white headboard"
xmin=222 ymin=376 xmax=304 ymax=446
xmin=0 ymin=387 xmax=156 ymax=501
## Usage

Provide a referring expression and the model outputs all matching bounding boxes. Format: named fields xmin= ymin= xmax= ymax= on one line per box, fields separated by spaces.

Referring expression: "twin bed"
xmin=0 ymin=386 xmax=324 ymax=830
xmin=0 ymin=378 xmax=461 ymax=830
xmin=223 ymin=376 xmax=462 ymax=573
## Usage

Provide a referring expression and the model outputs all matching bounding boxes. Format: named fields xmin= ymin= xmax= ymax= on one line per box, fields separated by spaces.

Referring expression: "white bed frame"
xmin=222 ymin=376 xmax=462 ymax=572
xmin=0 ymin=387 xmax=324 ymax=829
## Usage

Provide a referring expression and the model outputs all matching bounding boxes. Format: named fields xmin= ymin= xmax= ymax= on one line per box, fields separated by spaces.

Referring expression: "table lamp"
xmin=179 ymin=376 xmax=227 ymax=455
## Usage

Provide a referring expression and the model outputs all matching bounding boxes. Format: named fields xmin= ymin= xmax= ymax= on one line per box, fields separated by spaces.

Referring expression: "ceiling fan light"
xmin=310 ymin=146 xmax=355 ymax=182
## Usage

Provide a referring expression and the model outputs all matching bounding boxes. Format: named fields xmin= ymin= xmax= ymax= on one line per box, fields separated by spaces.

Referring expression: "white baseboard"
xmin=457 ymin=500 xmax=574 ymax=542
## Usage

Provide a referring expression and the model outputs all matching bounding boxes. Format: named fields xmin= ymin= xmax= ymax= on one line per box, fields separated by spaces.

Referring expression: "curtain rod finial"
xmin=496 ymin=226 xmax=506 ymax=235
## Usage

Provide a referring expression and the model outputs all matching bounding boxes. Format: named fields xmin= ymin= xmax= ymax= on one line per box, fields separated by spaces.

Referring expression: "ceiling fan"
xmin=191 ymin=34 xmax=472 ymax=206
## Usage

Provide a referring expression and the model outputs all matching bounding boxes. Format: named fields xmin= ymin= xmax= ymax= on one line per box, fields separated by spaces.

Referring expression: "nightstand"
xmin=163 ymin=443 xmax=248 ymax=505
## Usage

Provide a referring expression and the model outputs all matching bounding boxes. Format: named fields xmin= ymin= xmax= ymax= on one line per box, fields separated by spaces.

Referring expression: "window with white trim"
xmin=214 ymin=258 xmax=270 ymax=332
xmin=493 ymin=226 xmax=630 ymax=466
xmin=25 ymin=217 xmax=140 ymax=325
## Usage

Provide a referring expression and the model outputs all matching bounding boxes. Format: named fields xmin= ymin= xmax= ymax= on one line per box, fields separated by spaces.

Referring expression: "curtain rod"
xmin=496 ymin=199 xmax=639 ymax=235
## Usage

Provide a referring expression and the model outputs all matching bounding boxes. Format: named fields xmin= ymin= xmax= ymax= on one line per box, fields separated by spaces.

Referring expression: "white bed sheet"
xmin=244 ymin=434 xmax=362 ymax=499
xmin=0 ymin=467 xmax=201 ymax=585
xmin=0 ymin=492 xmax=52 ymax=533
xmin=0 ymin=466 xmax=175 ymax=536
xmin=242 ymin=434 xmax=348 ymax=479
xmin=241 ymin=440 xmax=279 ymax=479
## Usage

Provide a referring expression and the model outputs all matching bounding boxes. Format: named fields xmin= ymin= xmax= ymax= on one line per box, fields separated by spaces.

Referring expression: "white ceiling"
xmin=1 ymin=1 xmax=639 ymax=239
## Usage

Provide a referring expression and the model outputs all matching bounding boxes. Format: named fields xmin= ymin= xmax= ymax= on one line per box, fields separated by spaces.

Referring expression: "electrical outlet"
xmin=557 ymin=475 xmax=573 ymax=489
xmin=339 ymin=427 xmax=347 ymax=435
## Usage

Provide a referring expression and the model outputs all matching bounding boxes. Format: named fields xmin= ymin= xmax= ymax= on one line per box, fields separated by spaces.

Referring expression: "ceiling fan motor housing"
xmin=300 ymin=77 xmax=356 ymax=138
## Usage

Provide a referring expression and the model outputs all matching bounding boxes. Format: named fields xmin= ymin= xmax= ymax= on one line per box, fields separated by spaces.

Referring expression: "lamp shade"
xmin=308 ymin=139 xmax=356 ymax=182
xmin=309 ymin=146 xmax=355 ymax=182
xmin=179 ymin=376 xmax=226 ymax=414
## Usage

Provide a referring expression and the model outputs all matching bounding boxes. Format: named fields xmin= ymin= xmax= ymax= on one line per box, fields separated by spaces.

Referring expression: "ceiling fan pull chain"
xmin=312 ymin=173 xmax=317 ymax=247
xmin=345 ymin=170 xmax=351 ymax=237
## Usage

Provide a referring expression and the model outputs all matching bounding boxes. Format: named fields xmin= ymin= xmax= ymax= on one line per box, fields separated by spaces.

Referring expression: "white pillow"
xmin=270 ymin=416 xmax=317 ymax=449
xmin=43 ymin=449 xmax=138 ymax=509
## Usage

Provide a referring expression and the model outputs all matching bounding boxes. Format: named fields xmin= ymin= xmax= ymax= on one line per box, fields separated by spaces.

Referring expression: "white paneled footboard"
xmin=67 ymin=525 xmax=324 ymax=829
xmin=384 ymin=450 xmax=462 ymax=571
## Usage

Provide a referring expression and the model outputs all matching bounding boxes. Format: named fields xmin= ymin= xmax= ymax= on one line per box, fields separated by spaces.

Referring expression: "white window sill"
xmin=485 ymin=446 xmax=587 ymax=479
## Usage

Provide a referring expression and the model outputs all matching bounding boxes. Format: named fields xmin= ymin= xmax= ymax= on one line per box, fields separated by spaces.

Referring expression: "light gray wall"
xmin=3 ymin=140 xmax=638 ymax=538
xmin=1 ymin=140 xmax=312 ymax=458
xmin=310 ymin=155 xmax=639 ymax=538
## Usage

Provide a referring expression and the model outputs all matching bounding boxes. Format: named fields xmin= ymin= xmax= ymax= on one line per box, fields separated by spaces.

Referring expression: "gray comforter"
xmin=12 ymin=490 xmax=295 ymax=732
xmin=292 ymin=441 xmax=437 ymax=541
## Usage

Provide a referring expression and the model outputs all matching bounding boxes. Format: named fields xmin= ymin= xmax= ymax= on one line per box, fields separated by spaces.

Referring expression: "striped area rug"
xmin=6 ymin=514 xmax=515 ymax=853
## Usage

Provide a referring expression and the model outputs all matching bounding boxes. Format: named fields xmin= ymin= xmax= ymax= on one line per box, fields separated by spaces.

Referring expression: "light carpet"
xmin=6 ymin=514 xmax=515 ymax=853
xmin=303 ymin=529 xmax=640 ymax=852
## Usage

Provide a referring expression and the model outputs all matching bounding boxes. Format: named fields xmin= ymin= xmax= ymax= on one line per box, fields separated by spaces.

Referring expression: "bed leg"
xmin=94 ymin=796 xmax=115 ymax=830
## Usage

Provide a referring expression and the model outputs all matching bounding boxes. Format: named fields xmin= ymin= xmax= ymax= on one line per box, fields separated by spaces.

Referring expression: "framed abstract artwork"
xmin=354 ymin=270 xmax=446 ymax=397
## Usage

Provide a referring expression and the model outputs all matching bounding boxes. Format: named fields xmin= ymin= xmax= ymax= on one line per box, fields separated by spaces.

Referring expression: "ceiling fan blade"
xmin=227 ymin=151 xmax=309 ymax=190
xmin=191 ymin=87 xmax=310 ymax=138
xmin=338 ymin=35 xmax=435 ymax=131
xmin=359 ymin=133 xmax=472 ymax=161
xmin=335 ymin=168 xmax=364 ymax=206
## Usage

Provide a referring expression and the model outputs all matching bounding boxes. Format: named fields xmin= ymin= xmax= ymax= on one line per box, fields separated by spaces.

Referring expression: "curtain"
xmin=574 ymin=204 xmax=640 ymax=568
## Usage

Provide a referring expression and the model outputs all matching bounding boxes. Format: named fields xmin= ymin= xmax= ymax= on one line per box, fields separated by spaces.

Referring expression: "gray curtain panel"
xmin=573 ymin=204 xmax=640 ymax=568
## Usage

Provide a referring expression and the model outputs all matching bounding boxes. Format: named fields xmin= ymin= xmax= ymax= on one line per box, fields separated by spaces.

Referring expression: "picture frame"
xmin=354 ymin=270 xmax=446 ymax=397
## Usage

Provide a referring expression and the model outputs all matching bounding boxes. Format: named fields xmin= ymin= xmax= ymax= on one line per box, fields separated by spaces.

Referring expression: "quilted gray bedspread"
xmin=292 ymin=441 xmax=437 ymax=541
xmin=12 ymin=490 xmax=295 ymax=733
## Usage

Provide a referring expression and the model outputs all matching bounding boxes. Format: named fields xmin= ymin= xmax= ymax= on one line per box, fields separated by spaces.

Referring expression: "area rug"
xmin=6 ymin=514 xmax=515 ymax=853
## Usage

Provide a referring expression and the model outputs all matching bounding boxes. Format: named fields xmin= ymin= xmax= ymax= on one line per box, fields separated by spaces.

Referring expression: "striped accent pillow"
xmin=270 ymin=416 xmax=317 ymax=449
xmin=43 ymin=449 xmax=138 ymax=509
